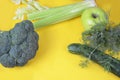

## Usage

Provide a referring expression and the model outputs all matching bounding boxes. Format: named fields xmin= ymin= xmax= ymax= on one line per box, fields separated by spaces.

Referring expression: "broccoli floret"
xmin=0 ymin=31 xmax=11 ymax=56
xmin=0 ymin=54 xmax=16 ymax=67
xmin=0 ymin=20 xmax=39 ymax=68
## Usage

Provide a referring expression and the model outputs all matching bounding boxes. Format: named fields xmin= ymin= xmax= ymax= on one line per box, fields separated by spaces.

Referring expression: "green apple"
xmin=81 ymin=7 xmax=109 ymax=31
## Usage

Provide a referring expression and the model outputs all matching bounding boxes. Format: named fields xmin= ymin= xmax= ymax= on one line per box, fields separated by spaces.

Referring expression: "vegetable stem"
xmin=27 ymin=1 xmax=96 ymax=28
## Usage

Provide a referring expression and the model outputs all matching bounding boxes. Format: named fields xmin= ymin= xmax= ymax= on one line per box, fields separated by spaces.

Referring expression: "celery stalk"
xmin=28 ymin=0 xmax=96 ymax=28
xmin=28 ymin=1 xmax=88 ymax=20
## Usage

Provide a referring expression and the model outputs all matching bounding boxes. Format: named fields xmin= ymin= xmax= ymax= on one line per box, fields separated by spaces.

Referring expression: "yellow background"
xmin=0 ymin=0 xmax=120 ymax=80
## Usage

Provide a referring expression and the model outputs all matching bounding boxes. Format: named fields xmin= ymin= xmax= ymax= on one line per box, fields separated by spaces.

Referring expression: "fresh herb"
xmin=82 ymin=24 xmax=120 ymax=55
xmin=79 ymin=44 xmax=100 ymax=68
xmin=79 ymin=59 xmax=89 ymax=68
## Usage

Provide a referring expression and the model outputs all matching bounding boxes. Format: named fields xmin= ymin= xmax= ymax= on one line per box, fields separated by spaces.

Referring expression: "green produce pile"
xmin=66 ymin=0 xmax=120 ymax=78
xmin=0 ymin=1 xmax=119 ymax=78
xmin=0 ymin=0 xmax=96 ymax=68
xmin=68 ymin=6 xmax=120 ymax=77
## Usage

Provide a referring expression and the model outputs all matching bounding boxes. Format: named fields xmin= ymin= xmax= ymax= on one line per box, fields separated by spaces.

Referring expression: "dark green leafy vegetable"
xmin=68 ymin=43 xmax=120 ymax=77
xmin=82 ymin=24 xmax=120 ymax=54
xmin=0 ymin=20 xmax=39 ymax=67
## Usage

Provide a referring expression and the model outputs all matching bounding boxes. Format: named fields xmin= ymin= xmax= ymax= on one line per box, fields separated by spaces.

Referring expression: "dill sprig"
xmin=79 ymin=59 xmax=89 ymax=68
xmin=79 ymin=44 xmax=100 ymax=68
xmin=82 ymin=24 xmax=120 ymax=55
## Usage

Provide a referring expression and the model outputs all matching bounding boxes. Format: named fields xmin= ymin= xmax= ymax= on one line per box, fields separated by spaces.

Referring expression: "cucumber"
xmin=68 ymin=43 xmax=120 ymax=77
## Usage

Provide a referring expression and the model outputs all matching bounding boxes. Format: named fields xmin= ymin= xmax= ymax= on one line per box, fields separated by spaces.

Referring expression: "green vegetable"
xmin=81 ymin=7 xmax=109 ymax=31
xmin=12 ymin=0 xmax=96 ymax=28
xmin=0 ymin=20 xmax=39 ymax=68
xmin=28 ymin=0 xmax=96 ymax=28
xmin=82 ymin=24 xmax=120 ymax=55
xmin=68 ymin=43 xmax=120 ymax=77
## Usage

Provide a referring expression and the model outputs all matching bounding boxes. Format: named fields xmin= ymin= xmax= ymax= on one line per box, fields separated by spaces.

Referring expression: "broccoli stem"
xmin=27 ymin=1 xmax=96 ymax=28
xmin=68 ymin=43 xmax=120 ymax=77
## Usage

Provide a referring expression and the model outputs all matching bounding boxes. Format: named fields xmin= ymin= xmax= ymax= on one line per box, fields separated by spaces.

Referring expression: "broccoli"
xmin=0 ymin=20 xmax=39 ymax=68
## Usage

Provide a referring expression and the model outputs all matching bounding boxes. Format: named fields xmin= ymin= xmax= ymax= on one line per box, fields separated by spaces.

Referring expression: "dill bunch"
xmin=82 ymin=24 xmax=120 ymax=55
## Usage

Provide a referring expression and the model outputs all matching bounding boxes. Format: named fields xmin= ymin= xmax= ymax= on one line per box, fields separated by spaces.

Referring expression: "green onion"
xmin=27 ymin=0 xmax=96 ymax=28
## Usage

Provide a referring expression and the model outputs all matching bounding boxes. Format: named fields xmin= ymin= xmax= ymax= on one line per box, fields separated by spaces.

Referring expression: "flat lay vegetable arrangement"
xmin=0 ymin=0 xmax=120 ymax=80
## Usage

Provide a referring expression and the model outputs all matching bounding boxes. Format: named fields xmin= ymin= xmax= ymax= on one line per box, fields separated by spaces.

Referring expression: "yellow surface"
xmin=0 ymin=0 xmax=120 ymax=80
